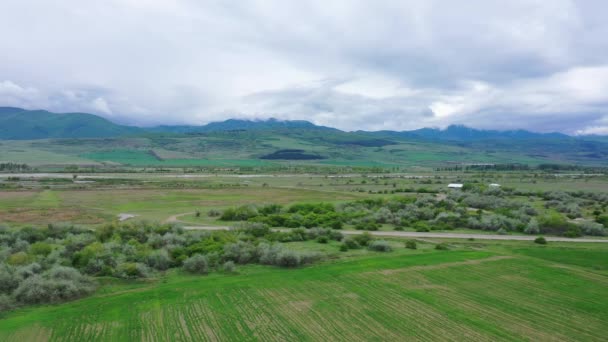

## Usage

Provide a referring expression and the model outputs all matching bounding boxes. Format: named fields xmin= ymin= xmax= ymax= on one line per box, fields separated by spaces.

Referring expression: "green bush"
xmin=222 ymin=261 xmax=236 ymax=273
xmin=435 ymin=243 xmax=449 ymax=250
xmin=534 ymin=237 xmax=547 ymax=245
xmin=352 ymin=232 xmax=373 ymax=247
xmin=183 ymin=254 xmax=210 ymax=274
xmin=275 ymin=250 xmax=301 ymax=267
xmin=368 ymin=240 xmax=392 ymax=252
xmin=316 ymin=236 xmax=329 ymax=244
xmin=405 ymin=240 xmax=417 ymax=249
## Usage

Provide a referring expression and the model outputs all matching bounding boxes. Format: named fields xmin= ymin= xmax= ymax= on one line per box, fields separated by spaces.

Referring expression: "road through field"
xmin=181 ymin=225 xmax=608 ymax=242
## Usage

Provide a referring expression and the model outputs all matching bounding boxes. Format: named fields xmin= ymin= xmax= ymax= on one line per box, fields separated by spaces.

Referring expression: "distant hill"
xmin=2 ymin=107 xmax=608 ymax=167
xmin=368 ymin=125 xmax=569 ymax=142
xmin=150 ymin=118 xmax=338 ymax=134
xmin=0 ymin=107 xmax=140 ymax=139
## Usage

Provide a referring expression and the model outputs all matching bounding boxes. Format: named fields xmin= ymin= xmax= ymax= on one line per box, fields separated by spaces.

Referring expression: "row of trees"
xmin=0 ymin=221 xmax=398 ymax=312
xmin=215 ymin=186 xmax=607 ymax=236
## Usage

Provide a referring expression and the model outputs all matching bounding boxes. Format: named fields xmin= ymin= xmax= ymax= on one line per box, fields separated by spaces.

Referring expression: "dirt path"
xmin=180 ymin=225 xmax=608 ymax=243
xmin=163 ymin=212 xmax=195 ymax=224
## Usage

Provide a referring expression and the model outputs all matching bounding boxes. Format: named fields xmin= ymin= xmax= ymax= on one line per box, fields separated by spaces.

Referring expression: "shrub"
xmin=368 ymin=240 xmax=392 ymax=252
xmin=353 ymin=232 xmax=373 ymax=247
xmin=339 ymin=244 xmax=349 ymax=252
xmin=224 ymin=241 xmax=257 ymax=264
xmin=342 ymin=237 xmax=360 ymax=249
xmin=15 ymin=263 xmax=42 ymax=280
xmin=435 ymin=243 xmax=449 ymax=250
xmin=13 ymin=267 xmax=95 ymax=305
xmin=207 ymin=209 xmax=221 ymax=217
xmin=233 ymin=222 xmax=269 ymax=238
xmin=563 ymin=226 xmax=582 ymax=238
xmin=7 ymin=252 xmax=31 ymax=266
xmin=534 ymin=237 xmax=547 ymax=245
xmin=405 ymin=240 xmax=417 ymax=249
xmin=146 ymin=250 xmax=171 ymax=271
xmin=115 ymin=262 xmax=150 ymax=279
xmin=275 ymin=250 xmax=301 ymax=267
xmin=0 ymin=269 xmax=19 ymax=295
xmin=29 ymin=242 xmax=53 ymax=256
xmin=580 ymin=221 xmax=606 ymax=236
xmin=183 ymin=254 xmax=209 ymax=274
xmin=220 ymin=205 xmax=258 ymax=221
xmin=0 ymin=294 xmax=14 ymax=312
xmin=222 ymin=261 xmax=236 ymax=273
xmin=316 ymin=236 xmax=329 ymax=244
xmin=524 ymin=218 xmax=540 ymax=234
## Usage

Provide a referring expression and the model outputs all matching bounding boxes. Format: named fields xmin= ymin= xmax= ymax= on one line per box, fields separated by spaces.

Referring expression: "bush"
xmin=435 ymin=243 xmax=449 ymax=250
xmin=0 ymin=293 xmax=15 ymax=312
xmin=7 ymin=252 xmax=31 ymax=266
xmin=316 ymin=236 xmax=329 ymax=244
xmin=224 ymin=241 xmax=257 ymax=264
xmin=146 ymin=250 xmax=171 ymax=271
xmin=29 ymin=242 xmax=53 ymax=256
xmin=405 ymin=240 xmax=417 ymax=249
xmin=580 ymin=221 xmax=606 ymax=236
xmin=275 ymin=250 xmax=301 ymax=267
xmin=524 ymin=218 xmax=540 ymax=234
xmin=339 ymin=244 xmax=349 ymax=252
xmin=13 ymin=267 xmax=95 ymax=305
xmin=368 ymin=240 xmax=392 ymax=252
xmin=115 ymin=263 xmax=150 ymax=279
xmin=220 ymin=205 xmax=258 ymax=221
xmin=233 ymin=222 xmax=270 ymax=238
xmin=183 ymin=254 xmax=210 ymax=274
xmin=534 ymin=237 xmax=547 ymax=245
xmin=0 ymin=269 xmax=19 ymax=295
xmin=563 ymin=226 xmax=582 ymax=238
xmin=353 ymin=232 xmax=373 ymax=247
xmin=222 ymin=261 xmax=236 ymax=273
xmin=207 ymin=209 xmax=221 ymax=217
xmin=342 ymin=237 xmax=360 ymax=249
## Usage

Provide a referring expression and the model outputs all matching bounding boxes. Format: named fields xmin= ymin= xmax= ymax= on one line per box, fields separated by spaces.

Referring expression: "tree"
xmin=183 ymin=254 xmax=209 ymax=274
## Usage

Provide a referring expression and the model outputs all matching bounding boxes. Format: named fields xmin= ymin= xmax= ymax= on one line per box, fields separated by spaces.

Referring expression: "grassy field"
xmin=1 ymin=171 xmax=607 ymax=225
xmin=0 ymin=240 xmax=607 ymax=341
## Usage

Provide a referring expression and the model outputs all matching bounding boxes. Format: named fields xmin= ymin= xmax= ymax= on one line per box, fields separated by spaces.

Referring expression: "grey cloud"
xmin=1 ymin=0 xmax=608 ymax=133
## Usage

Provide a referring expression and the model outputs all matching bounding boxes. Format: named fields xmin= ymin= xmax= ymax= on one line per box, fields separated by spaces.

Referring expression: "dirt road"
xmin=181 ymin=225 xmax=608 ymax=243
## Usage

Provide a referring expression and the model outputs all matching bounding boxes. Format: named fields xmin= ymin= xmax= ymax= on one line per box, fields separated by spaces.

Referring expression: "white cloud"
xmin=0 ymin=1 xmax=607 ymax=133
xmin=91 ymin=97 xmax=112 ymax=115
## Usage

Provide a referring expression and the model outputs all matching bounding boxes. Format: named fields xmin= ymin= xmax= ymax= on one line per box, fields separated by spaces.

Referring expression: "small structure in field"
xmin=489 ymin=183 xmax=501 ymax=188
xmin=447 ymin=183 xmax=463 ymax=189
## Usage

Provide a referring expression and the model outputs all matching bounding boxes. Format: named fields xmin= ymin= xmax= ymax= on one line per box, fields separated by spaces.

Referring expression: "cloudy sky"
xmin=1 ymin=0 xmax=608 ymax=134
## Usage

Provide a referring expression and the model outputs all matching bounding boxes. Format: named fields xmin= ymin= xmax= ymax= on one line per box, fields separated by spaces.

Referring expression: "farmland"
xmin=1 ymin=171 xmax=607 ymax=341
xmin=1 ymin=241 xmax=607 ymax=341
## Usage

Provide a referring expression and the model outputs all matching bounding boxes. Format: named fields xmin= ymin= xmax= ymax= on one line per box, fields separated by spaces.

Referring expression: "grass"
xmin=1 ymin=243 xmax=607 ymax=341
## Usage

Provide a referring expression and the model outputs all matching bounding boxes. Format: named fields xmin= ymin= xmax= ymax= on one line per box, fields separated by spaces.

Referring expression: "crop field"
xmin=1 ymin=241 xmax=607 ymax=341
xmin=1 ymin=171 xmax=607 ymax=341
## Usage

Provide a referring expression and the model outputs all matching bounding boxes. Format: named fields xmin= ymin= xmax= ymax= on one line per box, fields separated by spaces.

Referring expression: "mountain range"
xmin=1 ymin=107 xmax=607 ymax=168
xmin=0 ymin=106 xmax=583 ymax=141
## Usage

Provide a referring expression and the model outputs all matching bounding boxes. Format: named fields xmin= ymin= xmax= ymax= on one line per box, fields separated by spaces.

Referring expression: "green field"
xmin=1 ymin=172 xmax=608 ymax=341
xmin=1 ymin=242 xmax=607 ymax=341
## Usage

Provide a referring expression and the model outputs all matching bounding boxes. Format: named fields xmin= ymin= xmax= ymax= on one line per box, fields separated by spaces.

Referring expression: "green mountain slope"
xmin=1 ymin=107 xmax=607 ymax=167
xmin=0 ymin=107 xmax=141 ymax=139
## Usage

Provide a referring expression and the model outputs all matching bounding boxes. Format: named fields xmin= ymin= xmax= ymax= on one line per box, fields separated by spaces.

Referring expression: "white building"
xmin=448 ymin=183 xmax=463 ymax=189
xmin=489 ymin=183 xmax=501 ymax=187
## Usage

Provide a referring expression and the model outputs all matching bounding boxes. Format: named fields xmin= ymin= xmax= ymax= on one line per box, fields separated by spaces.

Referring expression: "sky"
xmin=1 ymin=0 xmax=608 ymax=134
